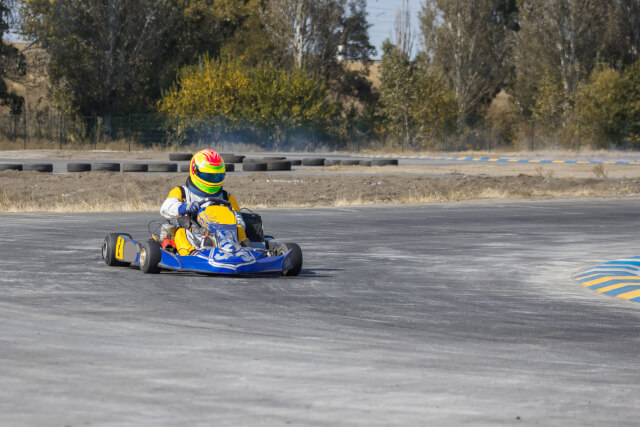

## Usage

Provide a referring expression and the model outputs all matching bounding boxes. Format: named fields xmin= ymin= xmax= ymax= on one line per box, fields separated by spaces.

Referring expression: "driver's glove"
xmin=178 ymin=201 xmax=201 ymax=216
xmin=234 ymin=211 xmax=246 ymax=228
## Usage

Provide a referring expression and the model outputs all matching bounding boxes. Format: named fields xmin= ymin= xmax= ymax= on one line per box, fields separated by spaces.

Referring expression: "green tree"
xmin=158 ymin=57 xmax=336 ymax=148
xmin=576 ymin=65 xmax=625 ymax=146
xmin=0 ymin=0 xmax=24 ymax=113
xmin=379 ymin=40 xmax=457 ymax=150
xmin=419 ymin=0 xmax=518 ymax=126
xmin=513 ymin=0 xmax=609 ymax=116
xmin=261 ymin=0 xmax=375 ymax=109
xmin=19 ymin=0 xmax=254 ymax=126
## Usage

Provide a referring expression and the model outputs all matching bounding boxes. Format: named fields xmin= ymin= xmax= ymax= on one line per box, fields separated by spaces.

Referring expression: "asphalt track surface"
xmin=1 ymin=200 xmax=640 ymax=426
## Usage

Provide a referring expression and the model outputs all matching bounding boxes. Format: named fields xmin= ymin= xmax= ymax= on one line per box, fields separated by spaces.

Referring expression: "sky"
xmin=366 ymin=0 xmax=424 ymax=59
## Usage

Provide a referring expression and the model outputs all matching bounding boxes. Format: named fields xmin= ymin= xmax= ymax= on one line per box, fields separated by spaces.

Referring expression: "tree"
xmin=513 ymin=0 xmax=609 ymax=116
xmin=261 ymin=0 xmax=375 ymax=95
xmin=0 ymin=0 xmax=24 ymax=113
xmin=158 ymin=57 xmax=336 ymax=148
xmin=379 ymin=38 xmax=457 ymax=150
xmin=600 ymin=0 xmax=640 ymax=69
xmin=20 ymin=0 xmax=184 ymax=123
xmin=419 ymin=0 xmax=518 ymax=126
xmin=19 ymin=0 xmax=255 ymax=125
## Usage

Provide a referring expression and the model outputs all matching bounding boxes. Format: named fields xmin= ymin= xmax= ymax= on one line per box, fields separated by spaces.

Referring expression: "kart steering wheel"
xmin=200 ymin=197 xmax=232 ymax=208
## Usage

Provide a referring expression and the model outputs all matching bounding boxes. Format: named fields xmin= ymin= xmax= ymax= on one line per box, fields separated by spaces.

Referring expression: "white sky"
xmin=366 ymin=0 xmax=423 ymax=59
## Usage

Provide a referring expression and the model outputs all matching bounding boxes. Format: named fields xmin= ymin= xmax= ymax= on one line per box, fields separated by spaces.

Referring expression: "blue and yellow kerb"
xmin=574 ymin=257 xmax=640 ymax=303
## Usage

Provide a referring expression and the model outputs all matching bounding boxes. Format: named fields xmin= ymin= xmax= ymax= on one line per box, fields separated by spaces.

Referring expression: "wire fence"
xmin=0 ymin=113 xmax=636 ymax=152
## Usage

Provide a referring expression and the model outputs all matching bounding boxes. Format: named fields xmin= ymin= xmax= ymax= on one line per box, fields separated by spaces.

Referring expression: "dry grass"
xmin=2 ymin=163 xmax=640 ymax=213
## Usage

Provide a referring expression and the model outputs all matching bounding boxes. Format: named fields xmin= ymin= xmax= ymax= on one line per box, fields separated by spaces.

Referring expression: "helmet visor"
xmin=195 ymin=170 xmax=225 ymax=185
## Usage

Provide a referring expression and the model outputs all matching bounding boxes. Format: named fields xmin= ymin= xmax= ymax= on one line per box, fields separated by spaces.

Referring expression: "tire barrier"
xmin=340 ymin=159 xmax=360 ymax=166
xmin=302 ymin=158 xmax=325 ymax=166
xmin=242 ymin=158 xmax=263 ymax=163
xmin=359 ymin=160 xmax=372 ymax=167
xmin=324 ymin=159 xmax=341 ymax=166
xmin=266 ymin=160 xmax=292 ymax=171
xmin=122 ymin=163 xmax=149 ymax=172
xmin=23 ymin=163 xmax=53 ymax=173
xmin=372 ymin=159 xmax=399 ymax=166
xmin=91 ymin=162 xmax=120 ymax=172
xmin=0 ymin=163 xmax=23 ymax=171
xmin=263 ymin=156 xmax=287 ymax=161
xmin=67 ymin=162 xmax=92 ymax=172
xmin=225 ymin=163 xmax=235 ymax=172
xmin=179 ymin=163 xmax=190 ymax=173
xmin=289 ymin=159 xmax=302 ymax=166
xmin=222 ymin=153 xmax=245 ymax=163
xmin=168 ymin=153 xmax=193 ymax=161
xmin=242 ymin=162 xmax=268 ymax=172
xmin=148 ymin=163 xmax=178 ymax=173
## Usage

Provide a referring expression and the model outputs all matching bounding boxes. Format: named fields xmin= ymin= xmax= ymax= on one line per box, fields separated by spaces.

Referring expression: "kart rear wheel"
xmin=140 ymin=240 xmax=162 ymax=274
xmin=102 ymin=233 xmax=131 ymax=267
xmin=279 ymin=242 xmax=303 ymax=276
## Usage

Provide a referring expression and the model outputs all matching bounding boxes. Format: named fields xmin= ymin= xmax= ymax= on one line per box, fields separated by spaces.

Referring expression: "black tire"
xmin=263 ymin=156 xmax=286 ymax=161
xmin=179 ymin=163 xmax=190 ymax=173
xmin=221 ymin=153 xmax=244 ymax=163
xmin=324 ymin=159 xmax=341 ymax=166
xmin=23 ymin=163 xmax=53 ymax=172
xmin=302 ymin=158 xmax=325 ymax=166
xmin=122 ymin=163 xmax=149 ymax=172
xmin=267 ymin=160 xmax=291 ymax=171
xmin=0 ymin=163 xmax=22 ymax=171
xmin=359 ymin=160 xmax=372 ymax=167
xmin=169 ymin=153 xmax=193 ymax=161
xmin=148 ymin=162 xmax=178 ymax=172
xmin=242 ymin=157 xmax=262 ymax=163
xmin=372 ymin=159 xmax=399 ymax=166
xmin=140 ymin=240 xmax=162 ymax=274
xmin=243 ymin=162 xmax=267 ymax=172
xmin=225 ymin=163 xmax=235 ymax=172
xmin=340 ymin=159 xmax=360 ymax=166
xmin=102 ymin=233 xmax=131 ymax=267
xmin=92 ymin=162 xmax=120 ymax=172
xmin=67 ymin=162 xmax=91 ymax=172
xmin=290 ymin=159 xmax=302 ymax=166
xmin=279 ymin=242 xmax=303 ymax=276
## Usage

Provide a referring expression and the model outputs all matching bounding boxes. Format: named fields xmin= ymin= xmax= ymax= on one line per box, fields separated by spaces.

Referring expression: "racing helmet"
xmin=189 ymin=149 xmax=226 ymax=194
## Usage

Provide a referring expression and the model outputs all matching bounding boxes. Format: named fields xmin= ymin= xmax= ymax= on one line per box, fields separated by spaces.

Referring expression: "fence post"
xmin=93 ymin=116 xmax=97 ymax=150
xmin=59 ymin=114 xmax=63 ymax=150
xmin=625 ymin=118 xmax=630 ymax=150
xmin=266 ymin=118 xmax=270 ymax=150
xmin=577 ymin=119 xmax=581 ymax=153
xmin=530 ymin=120 xmax=534 ymax=151
xmin=357 ymin=118 xmax=361 ymax=153
xmin=313 ymin=120 xmax=317 ymax=149
xmin=443 ymin=118 xmax=448 ymax=152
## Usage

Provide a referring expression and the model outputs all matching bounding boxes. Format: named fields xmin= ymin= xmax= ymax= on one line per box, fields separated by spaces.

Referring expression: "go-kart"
xmin=101 ymin=198 xmax=302 ymax=276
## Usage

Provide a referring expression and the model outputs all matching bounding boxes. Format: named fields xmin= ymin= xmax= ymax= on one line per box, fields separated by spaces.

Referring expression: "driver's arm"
xmin=160 ymin=187 xmax=184 ymax=219
xmin=228 ymin=193 xmax=241 ymax=212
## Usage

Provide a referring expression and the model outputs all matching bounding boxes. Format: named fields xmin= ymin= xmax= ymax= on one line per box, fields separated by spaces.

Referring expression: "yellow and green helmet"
xmin=189 ymin=149 xmax=226 ymax=194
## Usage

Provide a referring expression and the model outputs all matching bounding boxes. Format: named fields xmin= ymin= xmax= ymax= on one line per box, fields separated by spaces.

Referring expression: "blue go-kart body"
xmin=111 ymin=233 xmax=293 ymax=275
xmin=102 ymin=201 xmax=302 ymax=276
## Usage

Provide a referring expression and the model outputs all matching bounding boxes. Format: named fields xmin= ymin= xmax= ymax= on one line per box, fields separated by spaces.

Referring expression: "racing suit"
xmin=160 ymin=178 xmax=247 ymax=255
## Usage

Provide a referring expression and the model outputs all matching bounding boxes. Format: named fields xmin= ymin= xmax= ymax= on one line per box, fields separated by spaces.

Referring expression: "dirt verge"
xmin=2 ymin=170 xmax=639 ymax=212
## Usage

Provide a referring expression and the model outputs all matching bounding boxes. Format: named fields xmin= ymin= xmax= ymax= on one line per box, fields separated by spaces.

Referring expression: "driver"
xmin=160 ymin=149 xmax=247 ymax=255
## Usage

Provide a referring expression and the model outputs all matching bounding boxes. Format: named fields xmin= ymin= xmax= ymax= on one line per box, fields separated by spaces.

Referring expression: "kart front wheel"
xmin=279 ymin=242 xmax=303 ymax=276
xmin=102 ymin=233 xmax=131 ymax=267
xmin=140 ymin=240 xmax=162 ymax=274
